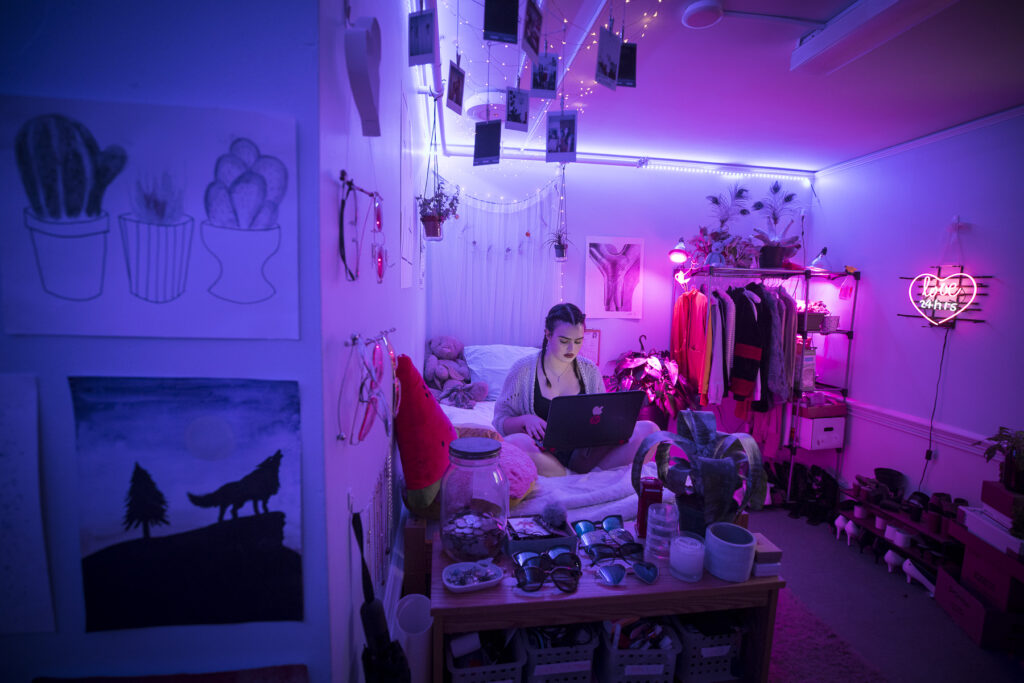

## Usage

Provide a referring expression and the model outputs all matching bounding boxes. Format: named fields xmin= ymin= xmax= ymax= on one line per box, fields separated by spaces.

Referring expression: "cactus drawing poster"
xmin=0 ymin=95 xmax=298 ymax=338
xmin=584 ymin=235 xmax=644 ymax=319
xmin=70 ymin=377 xmax=302 ymax=630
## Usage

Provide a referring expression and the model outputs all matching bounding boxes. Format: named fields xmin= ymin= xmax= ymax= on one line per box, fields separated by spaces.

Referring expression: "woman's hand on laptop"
xmin=507 ymin=414 xmax=546 ymax=441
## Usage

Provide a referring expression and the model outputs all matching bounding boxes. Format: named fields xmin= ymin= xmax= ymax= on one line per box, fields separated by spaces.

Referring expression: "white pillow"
xmin=464 ymin=344 xmax=539 ymax=401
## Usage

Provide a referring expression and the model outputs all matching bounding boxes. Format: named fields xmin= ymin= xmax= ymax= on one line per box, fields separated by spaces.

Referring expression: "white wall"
xmin=812 ymin=112 xmax=1024 ymax=500
xmin=441 ymin=155 xmax=814 ymax=372
xmin=319 ymin=1 xmax=427 ymax=680
xmin=0 ymin=1 xmax=330 ymax=680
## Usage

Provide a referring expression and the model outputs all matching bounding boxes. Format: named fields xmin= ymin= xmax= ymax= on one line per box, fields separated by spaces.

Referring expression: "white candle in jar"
xmin=670 ymin=536 xmax=704 ymax=582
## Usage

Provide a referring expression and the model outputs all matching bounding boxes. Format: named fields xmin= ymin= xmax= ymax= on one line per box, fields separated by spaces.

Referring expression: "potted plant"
xmin=416 ymin=179 xmax=459 ymax=241
xmin=751 ymin=181 xmax=800 ymax=268
xmin=15 ymin=113 xmax=127 ymax=301
xmin=609 ymin=339 xmax=695 ymax=429
xmin=120 ymin=172 xmax=194 ymax=303
xmin=544 ymin=227 xmax=570 ymax=261
xmin=630 ymin=411 xmax=767 ymax=536
xmin=202 ymin=137 xmax=288 ymax=303
xmin=975 ymin=427 xmax=1024 ymax=495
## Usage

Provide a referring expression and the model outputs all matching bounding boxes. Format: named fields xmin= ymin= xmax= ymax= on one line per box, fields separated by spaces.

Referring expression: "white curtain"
xmin=426 ymin=180 xmax=560 ymax=346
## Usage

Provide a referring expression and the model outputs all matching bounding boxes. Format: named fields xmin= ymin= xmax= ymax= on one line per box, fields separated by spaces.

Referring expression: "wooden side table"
xmin=429 ymin=538 xmax=784 ymax=682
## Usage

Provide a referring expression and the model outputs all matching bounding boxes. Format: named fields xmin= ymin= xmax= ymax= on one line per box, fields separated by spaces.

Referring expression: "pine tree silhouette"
xmin=123 ymin=462 xmax=169 ymax=539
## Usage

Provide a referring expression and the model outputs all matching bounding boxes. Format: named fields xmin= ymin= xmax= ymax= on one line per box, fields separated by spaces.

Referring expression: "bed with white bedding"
xmin=439 ymin=398 xmax=667 ymax=522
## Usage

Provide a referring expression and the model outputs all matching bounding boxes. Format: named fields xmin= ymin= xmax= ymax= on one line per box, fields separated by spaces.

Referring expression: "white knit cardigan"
xmin=491 ymin=352 xmax=605 ymax=436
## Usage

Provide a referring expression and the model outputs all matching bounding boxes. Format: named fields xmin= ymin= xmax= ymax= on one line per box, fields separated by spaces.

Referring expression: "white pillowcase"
xmin=464 ymin=344 xmax=539 ymax=401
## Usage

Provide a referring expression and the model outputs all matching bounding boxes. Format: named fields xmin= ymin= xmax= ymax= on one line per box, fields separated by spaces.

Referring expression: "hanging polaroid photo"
xmin=408 ymin=9 xmax=437 ymax=67
xmin=617 ymin=42 xmax=637 ymax=88
xmin=446 ymin=61 xmax=465 ymax=115
xmin=531 ymin=53 xmax=558 ymax=98
xmin=545 ymin=111 xmax=577 ymax=163
xmin=483 ymin=0 xmax=519 ymax=44
xmin=505 ymin=87 xmax=529 ymax=131
xmin=595 ymin=26 xmax=620 ymax=90
xmin=474 ymin=120 xmax=502 ymax=166
xmin=523 ymin=0 xmax=543 ymax=61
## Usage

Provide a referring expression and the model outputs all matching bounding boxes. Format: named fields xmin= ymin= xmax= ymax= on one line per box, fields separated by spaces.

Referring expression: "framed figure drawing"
xmin=585 ymin=236 xmax=643 ymax=319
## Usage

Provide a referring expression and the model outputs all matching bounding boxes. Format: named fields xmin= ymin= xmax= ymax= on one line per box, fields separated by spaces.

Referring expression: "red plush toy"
xmin=395 ymin=354 xmax=457 ymax=517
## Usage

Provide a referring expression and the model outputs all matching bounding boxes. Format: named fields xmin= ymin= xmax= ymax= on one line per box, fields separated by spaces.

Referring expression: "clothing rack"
xmin=674 ymin=265 xmax=862 ymax=503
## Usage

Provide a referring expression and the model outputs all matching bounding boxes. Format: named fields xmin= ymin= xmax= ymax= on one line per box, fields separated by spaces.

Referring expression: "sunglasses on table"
xmin=513 ymin=564 xmax=581 ymax=593
xmin=579 ymin=531 xmax=645 ymax=565
xmin=594 ymin=560 xmax=660 ymax=586
xmin=513 ymin=546 xmax=581 ymax=572
xmin=571 ymin=515 xmax=624 ymax=537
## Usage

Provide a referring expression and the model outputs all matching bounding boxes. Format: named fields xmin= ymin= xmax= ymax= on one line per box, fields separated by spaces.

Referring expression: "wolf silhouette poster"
xmin=70 ymin=376 xmax=302 ymax=631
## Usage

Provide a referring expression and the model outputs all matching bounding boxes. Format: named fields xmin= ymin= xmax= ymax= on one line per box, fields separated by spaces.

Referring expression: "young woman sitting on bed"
xmin=492 ymin=303 xmax=658 ymax=477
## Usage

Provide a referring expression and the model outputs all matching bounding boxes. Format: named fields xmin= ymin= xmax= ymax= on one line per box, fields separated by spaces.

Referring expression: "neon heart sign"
xmin=908 ymin=272 xmax=977 ymax=326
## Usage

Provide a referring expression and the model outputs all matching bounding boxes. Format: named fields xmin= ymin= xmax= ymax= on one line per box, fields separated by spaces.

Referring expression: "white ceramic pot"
xmin=704 ymin=522 xmax=755 ymax=583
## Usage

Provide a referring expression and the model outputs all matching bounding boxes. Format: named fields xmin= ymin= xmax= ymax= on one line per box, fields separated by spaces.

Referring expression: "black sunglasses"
xmin=581 ymin=540 xmax=645 ymax=565
xmin=513 ymin=564 xmax=581 ymax=593
xmin=514 ymin=546 xmax=582 ymax=572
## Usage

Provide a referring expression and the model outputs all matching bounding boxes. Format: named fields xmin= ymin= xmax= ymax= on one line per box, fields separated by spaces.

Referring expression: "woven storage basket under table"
xmin=447 ymin=631 xmax=527 ymax=683
xmin=524 ymin=624 xmax=599 ymax=683
xmin=671 ymin=616 xmax=744 ymax=683
xmin=596 ymin=619 xmax=682 ymax=683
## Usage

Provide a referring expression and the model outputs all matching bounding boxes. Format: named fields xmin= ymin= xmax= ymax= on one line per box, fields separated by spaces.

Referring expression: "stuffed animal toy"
xmin=423 ymin=335 xmax=472 ymax=392
xmin=706 ymin=240 xmax=726 ymax=266
xmin=395 ymin=354 xmax=458 ymax=518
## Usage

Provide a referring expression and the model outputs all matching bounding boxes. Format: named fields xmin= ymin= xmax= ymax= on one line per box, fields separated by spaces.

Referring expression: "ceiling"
xmin=432 ymin=0 xmax=1024 ymax=171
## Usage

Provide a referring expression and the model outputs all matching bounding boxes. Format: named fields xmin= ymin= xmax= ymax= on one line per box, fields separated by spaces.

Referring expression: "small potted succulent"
xmin=416 ymin=179 xmax=460 ymax=241
xmin=751 ymin=181 xmax=800 ymax=268
xmin=975 ymin=427 xmax=1024 ymax=495
xmin=202 ymin=137 xmax=288 ymax=303
xmin=609 ymin=338 xmax=695 ymax=429
xmin=15 ymin=113 xmax=127 ymax=300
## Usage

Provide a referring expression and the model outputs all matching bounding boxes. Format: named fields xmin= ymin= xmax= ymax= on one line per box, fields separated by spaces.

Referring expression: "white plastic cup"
xmin=395 ymin=593 xmax=433 ymax=683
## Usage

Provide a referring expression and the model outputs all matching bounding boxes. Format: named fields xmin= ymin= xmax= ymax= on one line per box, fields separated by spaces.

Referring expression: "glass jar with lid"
xmin=440 ymin=437 xmax=508 ymax=562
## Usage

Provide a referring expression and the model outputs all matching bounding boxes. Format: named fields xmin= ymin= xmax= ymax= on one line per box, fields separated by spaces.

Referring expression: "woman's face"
xmin=546 ymin=321 xmax=585 ymax=362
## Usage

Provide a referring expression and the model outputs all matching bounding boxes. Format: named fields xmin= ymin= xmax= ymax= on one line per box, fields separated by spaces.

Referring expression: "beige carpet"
xmin=770 ymin=587 xmax=888 ymax=683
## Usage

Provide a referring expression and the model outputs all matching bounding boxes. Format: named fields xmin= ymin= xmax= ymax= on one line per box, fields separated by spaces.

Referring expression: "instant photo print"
xmin=523 ymin=0 xmax=543 ymax=61
xmin=505 ymin=87 xmax=529 ymax=131
xmin=446 ymin=60 xmax=465 ymax=115
xmin=545 ymin=111 xmax=577 ymax=163
xmin=531 ymin=53 xmax=558 ymax=98
xmin=618 ymin=42 xmax=637 ymax=88
xmin=408 ymin=9 xmax=437 ymax=67
xmin=483 ymin=0 xmax=518 ymax=44
xmin=473 ymin=119 xmax=502 ymax=166
xmin=595 ymin=26 xmax=620 ymax=89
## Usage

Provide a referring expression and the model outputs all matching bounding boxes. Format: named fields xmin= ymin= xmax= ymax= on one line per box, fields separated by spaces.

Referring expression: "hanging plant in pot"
xmin=751 ymin=181 xmax=800 ymax=268
xmin=545 ymin=228 xmax=570 ymax=261
xmin=415 ymin=179 xmax=459 ymax=241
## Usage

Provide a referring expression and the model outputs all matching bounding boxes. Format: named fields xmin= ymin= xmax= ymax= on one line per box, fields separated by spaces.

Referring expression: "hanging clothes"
xmin=728 ymin=287 xmax=762 ymax=400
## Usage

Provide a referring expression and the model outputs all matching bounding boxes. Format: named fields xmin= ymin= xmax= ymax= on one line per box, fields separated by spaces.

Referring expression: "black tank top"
xmin=533 ymin=368 xmax=587 ymax=420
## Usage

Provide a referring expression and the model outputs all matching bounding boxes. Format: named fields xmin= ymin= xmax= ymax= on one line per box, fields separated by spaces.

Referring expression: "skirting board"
xmin=846 ymin=399 xmax=990 ymax=458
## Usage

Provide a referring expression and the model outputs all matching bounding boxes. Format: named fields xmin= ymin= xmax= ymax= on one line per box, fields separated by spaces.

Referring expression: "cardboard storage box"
xmin=797 ymin=416 xmax=845 ymax=450
xmin=981 ymin=480 xmax=1024 ymax=527
xmin=962 ymin=548 xmax=1024 ymax=613
xmin=959 ymin=506 xmax=1024 ymax=557
xmin=935 ymin=569 xmax=1024 ymax=650
xmin=798 ymin=402 xmax=847 ymax=419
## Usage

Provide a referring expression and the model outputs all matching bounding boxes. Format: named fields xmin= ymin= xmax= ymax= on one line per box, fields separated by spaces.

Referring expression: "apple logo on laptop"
xmin=590 ymin=405 xmax=603 ymax=424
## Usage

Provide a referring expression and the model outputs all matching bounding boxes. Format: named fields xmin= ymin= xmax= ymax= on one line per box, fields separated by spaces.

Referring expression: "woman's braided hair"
xmin=540 ymin=303 xmax=586 ymax=388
